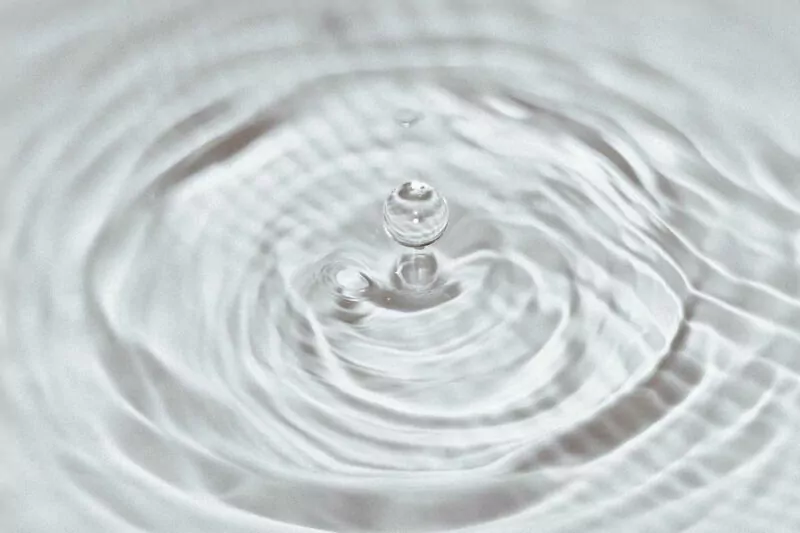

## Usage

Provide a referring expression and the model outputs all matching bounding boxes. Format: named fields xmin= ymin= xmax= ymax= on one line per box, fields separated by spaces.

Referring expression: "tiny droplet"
xmin=394 ymin=109 xmax=423 ymax=128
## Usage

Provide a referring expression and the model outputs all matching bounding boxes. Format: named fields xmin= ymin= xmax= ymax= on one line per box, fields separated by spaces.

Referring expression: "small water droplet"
xmin=383 ymin=181 xmax=449 ymax=248
xmin=394 ymin=109 xmax=423 ymax=128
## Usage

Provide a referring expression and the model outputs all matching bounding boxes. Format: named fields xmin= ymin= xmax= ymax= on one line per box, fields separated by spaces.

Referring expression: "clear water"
xmin=3 ymin=1 xmax=800 ymax=532
xmin=383 ymin=181 xmax=449 ymax=248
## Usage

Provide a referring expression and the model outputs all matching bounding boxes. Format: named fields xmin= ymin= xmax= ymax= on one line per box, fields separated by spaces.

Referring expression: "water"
xmin=395 ymin=109 xmax=424 ymax=128
xmin=383 ymin=181 xmax=449 ymax=248
xmin=3 ymin=1 xmax=800 ymax=532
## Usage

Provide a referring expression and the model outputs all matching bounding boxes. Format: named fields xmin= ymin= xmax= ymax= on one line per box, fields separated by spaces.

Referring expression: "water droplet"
xmin=393 ymin=251 xmax=439 ymax=291
xmin=383 ymin=181 xmax=449 ymax=248
xmin=394 ymin=109 xmax=423 ymax=128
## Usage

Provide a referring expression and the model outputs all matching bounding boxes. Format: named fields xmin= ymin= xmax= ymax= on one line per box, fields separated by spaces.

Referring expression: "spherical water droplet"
xmin=383 ymin=181 xmax=449 ymax=248
xmin=394 ymin=109 xmax=423 ymax=128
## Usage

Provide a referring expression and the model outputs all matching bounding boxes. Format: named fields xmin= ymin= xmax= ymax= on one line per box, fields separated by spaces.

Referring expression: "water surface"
xmin=3 ymin=1 xmax=800 ymax=532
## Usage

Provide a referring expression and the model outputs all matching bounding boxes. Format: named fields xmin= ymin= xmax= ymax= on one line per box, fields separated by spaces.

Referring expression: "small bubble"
xmin=394 ymin=108 xmax=423 ymax=128
xmin=383 ymin=181 xmax=449 ymax=248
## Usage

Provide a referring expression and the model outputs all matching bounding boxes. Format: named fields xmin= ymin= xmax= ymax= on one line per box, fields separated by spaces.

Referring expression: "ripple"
xmin=4 ymin=1 xmax=800 ymax=533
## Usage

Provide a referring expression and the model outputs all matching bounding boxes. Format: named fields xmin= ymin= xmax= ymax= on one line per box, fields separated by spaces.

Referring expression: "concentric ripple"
xmin=3 ymin=1 xmax=800 ymax=532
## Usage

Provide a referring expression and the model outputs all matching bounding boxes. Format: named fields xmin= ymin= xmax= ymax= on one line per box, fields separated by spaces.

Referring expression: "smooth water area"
xmin=3 ymin=1 xmax=800 ymax=532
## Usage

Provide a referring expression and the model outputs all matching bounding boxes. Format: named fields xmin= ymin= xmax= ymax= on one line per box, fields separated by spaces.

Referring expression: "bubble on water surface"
xmin=383 ymin=181 xmax=449 ymax=248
